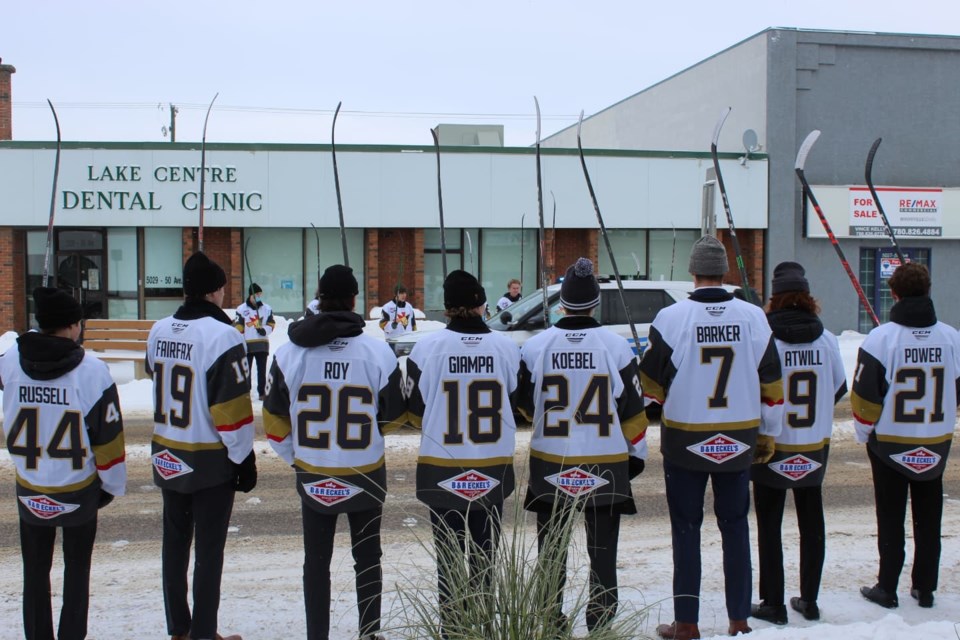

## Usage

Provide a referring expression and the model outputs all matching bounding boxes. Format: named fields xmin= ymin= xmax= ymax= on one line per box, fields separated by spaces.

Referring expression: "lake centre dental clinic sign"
xmin=63 ymin=163 xmax=263 ymax=214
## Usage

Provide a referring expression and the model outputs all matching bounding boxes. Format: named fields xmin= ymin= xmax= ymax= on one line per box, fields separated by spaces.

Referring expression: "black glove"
xmin=391 ymin=321 xmax=398 ymax=330
xmin=628 ymin=457 xmax=645 ymax=479
xmin=97 ymin=489 xmax=115 ymax=509
xmin=256 ymin=327 xmax=267 ymax=336
xmin=234 ymin=450 xmax=258 ymax=493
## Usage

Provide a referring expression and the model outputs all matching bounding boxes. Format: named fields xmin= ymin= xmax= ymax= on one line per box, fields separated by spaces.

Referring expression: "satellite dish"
xmin=742 ymin=129 xmax=759 ymax=152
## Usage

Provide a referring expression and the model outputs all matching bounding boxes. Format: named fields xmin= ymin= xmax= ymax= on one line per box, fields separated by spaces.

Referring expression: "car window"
xmin=600 ymin=289 xmax=674 ymax=325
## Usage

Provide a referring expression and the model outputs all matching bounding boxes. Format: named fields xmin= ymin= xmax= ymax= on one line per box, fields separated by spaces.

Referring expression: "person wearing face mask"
xmin=234 ymin=283 xmax=275 ymax=401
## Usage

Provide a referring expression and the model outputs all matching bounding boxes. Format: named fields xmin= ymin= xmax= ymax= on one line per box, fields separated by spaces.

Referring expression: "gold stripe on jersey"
xmin=530 ymin=450 xmax=628 ymax=464
xmin=850 ymin=391 xmax=882 ymax=425
xmin=263 ymin=407 xmax=293 ymax=442
xmin=380 ymin=412 xmax=410 ymax=435
xmin=417 ymin=455 xmax=513 ymax=468
xmin=16 ymin=472 xmax=96 ymax=494
xmin=776 ymin=438 xmax=831 ymax=453
xmin=92 ymin=434 xmax=126 ymax=469
xmin=245 ymin=338 xmax=269 ymax=344
xmin=407 ymin=412 xmax=423 ymax=429
xmin=621 ymin=413 xmax=649 ymax=445
xmin=662 ymin=417 xmax=760 ymax=432
xmin=518 ymin=405 xmax=533 ymax=423
xmin=153 ymin=434 xmax=225 ymax=451
xmin=210 ymin=396 xmax=253 ymax=432
xmin=294 ymin=456 xmax=385 ymax=476
xmin=761 ymin=380 xmax=785 ymax=405
xmin=875 ymin=432 xmax=954 ymax=445
xmin=639 ymin=371 xmax=665 ymax=403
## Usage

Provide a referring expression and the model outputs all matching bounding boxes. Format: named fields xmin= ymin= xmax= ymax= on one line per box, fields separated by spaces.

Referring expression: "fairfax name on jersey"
xmin=323 ymin=362 xmax=350 ymax=379
xmin=696 ymin=325 xmax=741 ymax=343
xmin=18 ymin=386 xmax=70 ymax=406
xmin=551 ymin=352 xmax=597 ymax=370
xmin=448 ymin=355 xmax=494 ymax=374
xmin=154 ymin=339 xmax=194 ymax=361
xmin=904 ymin=347 xmax=942 ymax=364
xmin=783 ymin=349 xmax=823 ymax=367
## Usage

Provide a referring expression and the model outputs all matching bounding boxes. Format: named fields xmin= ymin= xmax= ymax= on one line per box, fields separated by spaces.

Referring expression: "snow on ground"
xmin=5 ymin=323 xmax=960 ymax=637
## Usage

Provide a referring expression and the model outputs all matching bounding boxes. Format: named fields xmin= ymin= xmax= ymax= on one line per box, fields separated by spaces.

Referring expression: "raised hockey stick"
xmin=243 ymin=236 xmax=253 ymax=297
xmin=41 ymin=99 xmax=61 ymax=287
xmin=310 ymin=223 xmax=321 ymax=292
xmin=430 ymin=127 xmax=448 ymax=278
xmin=865 ymin=138 xmax=906 ymax=264
xmin=797 ymin=130 xmax=879 ymax=327
xmin=710 ymin=107 xmax=753 ymax=303
xmin=670 ymin=222 xmax=677 ymax=280
xmin=576 ymin=110 xmax=642 ymax=357
xmin=331 ymin=101 xmax=349 ymax=266
xmin=519 ymin=212 xmax=525 ymax=293
xmin=534 ymin=97 xmax=551 ymax=329
xmin=465 ymin=230 xmax=475 ymax=272
xmin=197 ymin=93 xmax=218 ymax=253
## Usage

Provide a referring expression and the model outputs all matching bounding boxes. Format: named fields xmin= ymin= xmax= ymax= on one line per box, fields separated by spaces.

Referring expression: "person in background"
xmin=305 ymin=285 xmax=321 ymax=317
xmin=518 ymin=258 xmax=648 ymax=634
xmin=406 ymin=270 xmax=520 ymax=638
xmin=234 ymin=283 xmax=275 ymax=401
xmin=264 ymin=264 xmax=405 ymax=640
xmin=852 ymin=262 xmax=960 ymax=610
xmin=750 ymin=262 xmax=846 ymax=626
xmin=148 ymin=252 xmax=256 ymax=640
xmin=640 ymin=235 xmax=784 ymax=640
xmin=379 ymin=284 xmax=417 ymax=339
xmin=0 ymin=287 xmax=126 ymax=640
xmin=496 ymin=279 xmax=523 ymax=312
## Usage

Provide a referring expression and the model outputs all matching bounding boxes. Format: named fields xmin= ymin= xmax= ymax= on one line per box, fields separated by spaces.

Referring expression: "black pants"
xmin=536 ymin=507 xmax=622 ymax=632
xmin=429 ymin=504 xmax=502 ymax=636
xmin=301 ymin=504 xmax=383 ymax=640
xmin=868 ymin=446 xmax=943 ymax=593
xmin=247 ymin=350 xmax=268 ymax=397
xmin=161 ymin=482 xmax=236 ymax=640
xmin=20 ymin=515 xmax=98 ymax=640
xmin=663 ymin=458 xmax=751 ymax=623
xmin=753 ymin=482 xmax=825 ymax=605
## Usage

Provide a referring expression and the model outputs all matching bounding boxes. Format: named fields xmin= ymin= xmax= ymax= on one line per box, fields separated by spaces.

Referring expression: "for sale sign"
xmin=849 ymin=187 xmax=942 ymax=237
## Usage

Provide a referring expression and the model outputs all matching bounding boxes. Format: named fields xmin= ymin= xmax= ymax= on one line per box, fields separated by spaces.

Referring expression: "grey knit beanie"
xmin=688 ymin=235 xmax=729 ymax=277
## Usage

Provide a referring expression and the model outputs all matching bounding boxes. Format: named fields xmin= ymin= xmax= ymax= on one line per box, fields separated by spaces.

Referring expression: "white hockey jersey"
xmin=263 ymin=311 xmax=406 ymax=513
xmin=147 ymin=302 xmax=254 ymax=493
xmin=851 ymin=297 xmax=960 ymax=480
xmin=379 ymin=299 xmax=417 ymax=338
xmin=234 ymin=300 xmax=275 ymax=353
xmin=640 ymin=287 xmax=784 ymax=472
xmin=1 ymin=334 xmax=126 ymax=526
xmin=519 ymin=316 xmax=648 ymax=507
xmin=752 ymin=310 xmax=847 ymax=489
xmin=407 ymin=317 xmax=520 ymax=510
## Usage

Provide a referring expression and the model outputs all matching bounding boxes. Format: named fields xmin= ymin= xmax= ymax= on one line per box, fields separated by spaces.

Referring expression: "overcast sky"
xmin=4 ymin=0 xmax=956 ymax=147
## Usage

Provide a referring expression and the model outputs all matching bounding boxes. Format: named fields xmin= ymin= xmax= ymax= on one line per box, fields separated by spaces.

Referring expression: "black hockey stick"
xmin=670 ymin=222 xmax=677 ymax=280
xmin=430 ymin=127 xmax=448 ymax=278
xmin=243 ymin=236 xmax=253 ymax=297
xmin=865 ymin=138 xmax=906 ymax=264
xmin=797 ymin=131 xmax=879 ymax=327
xmin=519 ymin=212 xmax=525 ymax=294
xmin=41 ymin=99 xmax=61 ymax=287
xmin=534 ymin=98 xmax=551 ymax=329
xmin=710 ymin=107 xmax=752 ymax=303
xmin=576 ymin=110 xmax=642 ymax=357
xmin=197 ymin=93 xmax=218 ymax=253
xmin=465 ymin=230 xmax=475 ymax=272
xmin=331 ymin=102 xmax=349 ymax=267
xmin=310 ymin=223 xmax=321 ymax=292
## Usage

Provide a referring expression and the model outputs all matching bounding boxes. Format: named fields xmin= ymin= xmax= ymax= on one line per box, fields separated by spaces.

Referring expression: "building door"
xmin=55 ymin=229 xmax=106 ymax=320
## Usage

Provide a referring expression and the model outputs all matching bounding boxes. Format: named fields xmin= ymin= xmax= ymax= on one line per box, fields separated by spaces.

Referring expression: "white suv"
xmin=387 ymin=279 xmax=732 ymax=357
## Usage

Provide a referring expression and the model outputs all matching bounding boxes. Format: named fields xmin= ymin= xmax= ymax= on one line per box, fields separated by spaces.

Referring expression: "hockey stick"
xmin=430 ymin=127 xmax=448 ymax=278
xmin=670 ymin=222 xmax=677 ymax=280
xmin=534 ymin=98 xmax=551 ymax=329
xmin=243 ymin=236 xmax=253 ymax=297
xmin=331 ymin=101 xmax=349 ymax=267
xmin=41 ymin=99 xmax=61 ymax=288
xmin=797 ymin=131 xmax=879 ymax=327
xmin=710 ymin=107 xmax=753 ymax=303
xmin=576 ymin=110 xmax=642 ymax=357
xmin=865 ymin=138 xmax=906 ymax=264
xmin=197 ymin=93 xmax=218 ymax=253
xmin=310 ymin=223 xmax=321 ymax=292
xmin=465 ymin=230 xmax=475 ymax=273
xmin=519 ymin=212 xmax=525 ymax=293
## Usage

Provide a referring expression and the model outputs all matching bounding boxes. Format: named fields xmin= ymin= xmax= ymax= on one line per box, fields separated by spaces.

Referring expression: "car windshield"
xmin=487 ymin=285 xmax=561 ymax=330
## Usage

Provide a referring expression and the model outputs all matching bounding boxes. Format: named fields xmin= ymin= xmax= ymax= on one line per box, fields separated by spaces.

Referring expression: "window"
xmin=858 ymin=247 xmax=931 ymax=333
xmin=601 ymin=289 xmax=673 ymax=325
xmin=649 ymin=229 xmax=697 ymax=282
xmin=304 ymin=228 xmax=365 ymax=316
xmin=598 ymin=229 xmax=647 ymax=280
xmin=479 ymin=228 xmax=537 ymax=306
xmin=144 ymin=228 xmax=183 ymax=300
xmin=107 ymin=228 xmax=138 ymax=319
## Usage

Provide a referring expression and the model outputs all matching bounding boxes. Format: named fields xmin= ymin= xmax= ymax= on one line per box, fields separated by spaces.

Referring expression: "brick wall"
xmin=553 ymin=228 xmax=598 ymax=279
xmin=0 ymin=63 xmax=15 ymax=140
xmin=373 ymin=229 xmax=417 ymax=305
xmin=717 ymin=229 xmax=765 ymax=298
xmin=181 ymin=227 xmax=243 ymax=307
xmin=0 ymin=227 xmax=26 ymax=332
xmin=365 ymin=230 xmax=379 ymax=311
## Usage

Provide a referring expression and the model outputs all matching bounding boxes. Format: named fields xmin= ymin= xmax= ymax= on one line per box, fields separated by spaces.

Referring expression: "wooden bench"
xmin=83 ymin=319 xmax=155 ymax=380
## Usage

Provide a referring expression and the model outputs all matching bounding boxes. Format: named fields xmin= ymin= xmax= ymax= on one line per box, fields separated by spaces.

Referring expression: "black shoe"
xmin=860 ymin=584 xmax=898 ymax=608
xmin=910 ymin=588 xmax=934 ymax=608
xmin=790 ymin=597 xmax=820 ymax=621
xmin=750 ymin=601 xmax=787 ymax=625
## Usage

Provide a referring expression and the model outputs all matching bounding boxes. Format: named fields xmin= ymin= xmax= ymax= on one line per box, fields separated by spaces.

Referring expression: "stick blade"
xmin=711 ymin=107 xmax=732 ymax=148
xmin=795 ymin=130 xmax=821 ymax=171
xmin=865 ymin=137 xmax=882 ymax=183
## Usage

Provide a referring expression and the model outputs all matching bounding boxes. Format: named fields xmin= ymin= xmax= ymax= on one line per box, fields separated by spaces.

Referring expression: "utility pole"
xmin=169 ymin=103 xmax=178 ymax=142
